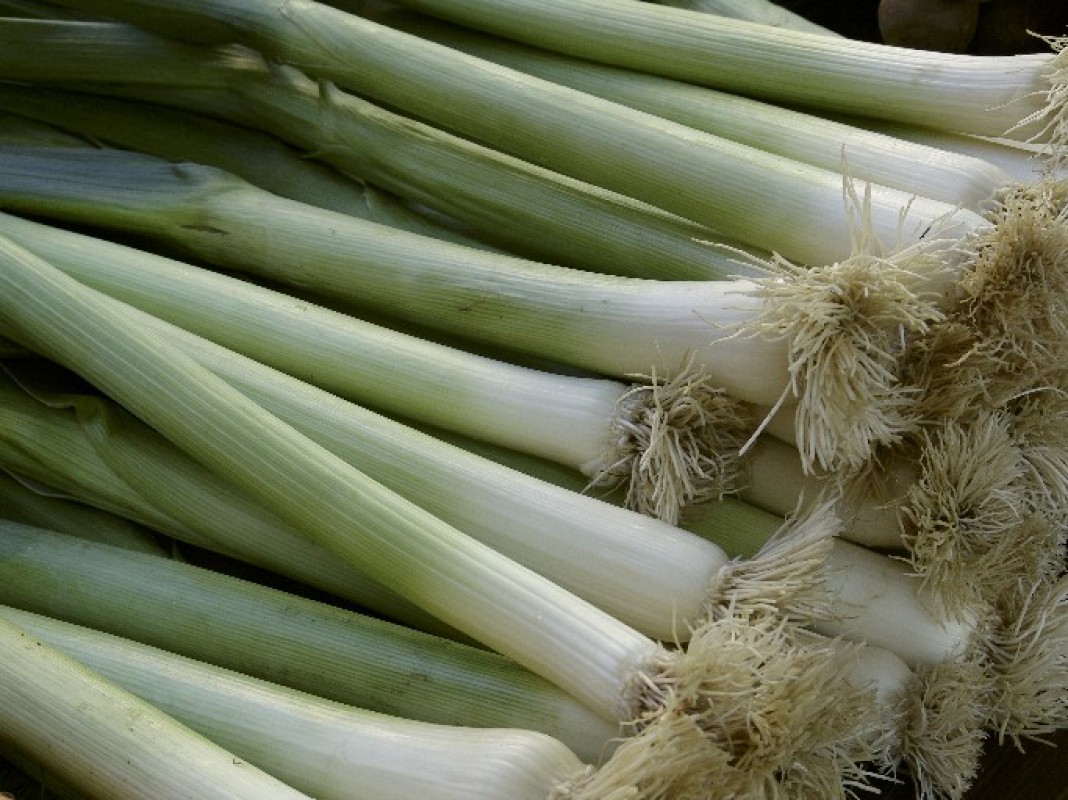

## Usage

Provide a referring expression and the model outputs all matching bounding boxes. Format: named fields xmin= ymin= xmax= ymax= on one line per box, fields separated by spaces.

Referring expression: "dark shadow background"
xmin=780 ymin=0 xmax=1068 ymax=54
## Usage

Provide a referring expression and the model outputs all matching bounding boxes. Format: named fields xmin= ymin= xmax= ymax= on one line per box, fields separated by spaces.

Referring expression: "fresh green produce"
xmin=0 ymin=233 xmax=875 ymax=797
xmin=0 ymin=612 xmax=312 ymax=800
xmin=0 ymin=19 xmax=753 ymax=283
xmin=0 ymin=522 xmax=620 ymax=765
xmin=1 ymin=605 xmax=603 ymax=800
xmin=650 ymin=0 xmax=836 ymax=35
xmin=369 ymin=7 xmax=1013 ymax=210
xmin=0 ymin=87 xmax=489 ymax=247
xmin=0 ymin=2 xmax=1063 ymax=797
xmin=0 ymin=197 xmax=754 ymax=524
xmin=0 ymin=11 xmax=1002 ymax=478
xmin=364 ymin=0 xmax=1066 ymax=141
xmin=0 ymin=469 xmax=168 ymax=556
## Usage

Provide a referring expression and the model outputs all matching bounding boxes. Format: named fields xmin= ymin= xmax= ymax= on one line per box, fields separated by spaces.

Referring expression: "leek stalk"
xmin=0 ymin=16 xmax=1012 ymax=474
xmin=370 ymin=8 xmax=1014 ymax=211
xmin=32 ymin=2 xmax=984 ymax=268
xmin=0 ymin=350 xmax=822 ymax=643
xmin=0 ymin=145 xmax=955 ymax=476
xmin=0 ymin=234 xmax=870 ymax=796
xmin=0 ymin=521 xmax=618 ymax=764
xmin=0 ymin=469 xmax=168 ymax=557
xmin=408 ymin=417 xmax=979 ymax=669
xmin=0 ymin=363 xmax=452 ymax=636
xmin=0 ymin=522 xmax=872 ymax=796
xmin=649 ymin=0 xmax=836 ymax=36
xmin=0 ymin=18 xmax=753 ymax=283
xmin=361 ymin=0 xmax=1065 ymax=142
xmin=0 ymin=84 xmax=500 ymax=250
xmin=0 ymin=192 xmax=755 ymax=523
xmin=0 ymin=612 xmax=313 ymax=800
xmin=742 ymin=417 xmax=1064 ymax=617
xmin=2 ymin=605 xmax=596 ymax=800
xmin=0 ymin=233 xmax=656 ymax=730
xmin=418 ymin=406 xmax=1062 ymax=775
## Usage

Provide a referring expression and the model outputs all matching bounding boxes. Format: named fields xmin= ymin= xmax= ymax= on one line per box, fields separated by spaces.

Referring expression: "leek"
xmin=370 ymin=8 xmax=1014 ymax=211
xmin=2 ymin=605 xmax=597 ymax=800
xmin=737 ymin=431 xmax=1068 ymax=748
xmin=903 ymin=182 xmax=1068 ymax=423
xmin=0 ymin=234 xmax=871 ymax=796
xmin=0 ymin=350 xmax=825 ymax=643
xmin=0 ymin=613 xmax=313 ymax=800
xmin=742 ymin=418 xmax=1062 ymax=615
xmin=833 ymin=115 xmax=1065 ymax=188
xmin=0 ymin=17 xmax=1010 ymax=474
xmin=0 ymin=361 xmax=453 ymax=636
xmin=352 ymin=0 xmax=1065 ymax=142
xmin=405 ymin=417 xmax=980 ymax=669
xmin=650 ymin=0 xmax=836 ymax=36
xmin=418 ymin=405 xmax=1058 ymax=792
xmin=0 ymin=18 xmax=755 ymax=283
xmin=30 ymin=4 xmax=983 ymax=267
xmin=0 ymin=521 xmax=619 ymax=765
xmin=0 ymin=193 xmax=754 ymax=523
xmin=0 ymin=109 xmax=87 ymax=146
xmin=844 ymin=642 xmax=989 ymax=800
xmin=0 ymin=522 xmax=873 ymax=795
xmin=4 ymin=328 xmax=978 ymax=672
xmin=0 ymin=469 xmax=168 ymax=557
xmin=0 ymin=144 xmax=954 ymax=476
xmin=0 ymin=84 xmax=494 ymax=249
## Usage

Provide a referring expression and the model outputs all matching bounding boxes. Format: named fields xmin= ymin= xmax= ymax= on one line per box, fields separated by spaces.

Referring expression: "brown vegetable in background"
xmin=877 ymin=0 xmax=981 ymax=53
xmin=778 ymin=0 xmax=1068 ymax=54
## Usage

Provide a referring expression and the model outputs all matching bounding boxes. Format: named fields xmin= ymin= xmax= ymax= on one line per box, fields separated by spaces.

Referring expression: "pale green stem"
xmin=0 ymin=0 xmax=92 ymax=16
xmin=408 ymin=418 xmax=978 ymax=668
xmin=3 ymin=605 xmax=591 ymax=800
xmin=0 ymin=521 xmax=619 ymax=764
xmin=0 ymin=18 xmax=752 ymax=282
xmin=0 ymin=362 xmax=455 ymax=637
xmin=367 ymin=0 xmax=1058 ymax=139
xmin=29 ymin=2 xmax=984 ymax=266
xmin=0 ymin=231 xmax=662 ymax=724
xmin=0 ymin=613 xmax=313 ymax=800
xmin=651 ymin=0 xmax=836 ymax=35
xmin=0 ymin=468 xmax=168 ymax=557
xmin=372 ymin=8 xmax=1012 ymax=211
xmin=0 ymin=84 xmax=492 ymax=249
xmin=0 ymin=351 xmax=736 ymax=642
xmin=0 ymin=110 xmax=88 ymax=145
xmin=0 ymin=157 xmax=786 ymax=438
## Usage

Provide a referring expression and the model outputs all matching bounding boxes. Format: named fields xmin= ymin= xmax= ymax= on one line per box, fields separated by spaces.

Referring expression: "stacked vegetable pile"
xmin=0 ymin=0 xmax=1064 ymax=798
